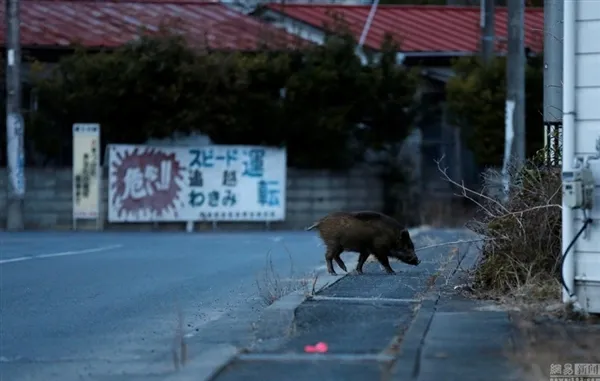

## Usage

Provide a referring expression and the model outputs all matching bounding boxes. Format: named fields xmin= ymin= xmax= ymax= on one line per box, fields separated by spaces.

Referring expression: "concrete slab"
xmin=317 ymin=266 xmax=433 ymax=299
xmin=162 ymin=344 xmax=239 ymax=381
xmin=421 ymin=311 xmax=513 ymax=352
xmin=389 ymin=229 xmax=490 ymax=381
xmin=390 ymin=297 xmax=438 ymax=380
xmin=211 ymin=359 xmax=390 ymax=381
xmin=259 ymin=300 xmax=418 ymax=354
xmin=253 ymin=291 xmax=306 ymax=340
xmin=392 ymin=305 xmax=520 ymax=381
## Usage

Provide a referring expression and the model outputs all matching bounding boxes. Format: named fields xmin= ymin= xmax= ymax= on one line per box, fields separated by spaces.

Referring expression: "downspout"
xmin=355 ymin=0 xmax=379 ymax=64
xmin=358 ymin=0 xmax=378 ymax=48
xmin=562 ymin=0 xmax=577 ymax=305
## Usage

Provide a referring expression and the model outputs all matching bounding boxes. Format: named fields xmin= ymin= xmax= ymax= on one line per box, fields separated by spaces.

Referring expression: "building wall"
xmin=0 ymin=167 xmax=384 ymax=231
xmin=572 ymin=1 xmax=600 ymax=310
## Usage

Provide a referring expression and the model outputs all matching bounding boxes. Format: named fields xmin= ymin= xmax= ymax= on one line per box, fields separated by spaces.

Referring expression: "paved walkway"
xmin=171 ymin=229 xmax=523 ymax=381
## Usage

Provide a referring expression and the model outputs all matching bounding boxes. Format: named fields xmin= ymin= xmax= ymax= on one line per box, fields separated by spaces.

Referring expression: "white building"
xmin=562 ymin=0 xmax=600 ymax=312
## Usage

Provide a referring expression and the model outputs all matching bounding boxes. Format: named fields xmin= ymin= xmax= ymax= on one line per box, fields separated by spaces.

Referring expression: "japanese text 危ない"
xmin=121 ymin=160 xmax=172 ymax=201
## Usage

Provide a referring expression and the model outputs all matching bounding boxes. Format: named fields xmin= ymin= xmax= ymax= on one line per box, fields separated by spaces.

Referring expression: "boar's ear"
xmin=400 ymin=230 xmax=411 ymax=240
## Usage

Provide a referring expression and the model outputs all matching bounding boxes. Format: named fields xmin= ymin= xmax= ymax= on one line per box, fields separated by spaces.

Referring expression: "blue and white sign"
xmin=108 ymin=144 xmax=287 ymax=222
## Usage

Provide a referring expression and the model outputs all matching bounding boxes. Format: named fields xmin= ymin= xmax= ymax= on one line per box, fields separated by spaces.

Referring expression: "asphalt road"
xmin=0 ymin=231 xmax=329 ymax=381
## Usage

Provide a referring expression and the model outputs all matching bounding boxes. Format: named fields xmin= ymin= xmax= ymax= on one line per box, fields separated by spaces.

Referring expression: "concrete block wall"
xmin=0 ymin=167 xmax=384 ymax=231
xmin=285 ymin=168 xmax=383 ymax=228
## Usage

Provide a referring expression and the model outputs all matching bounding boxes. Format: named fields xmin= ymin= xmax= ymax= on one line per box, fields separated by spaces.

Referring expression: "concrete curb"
xmin=392 ymin=295 xmax=439 ymax=380
xmin=253 ymin=226 xmax=432 ymax=341
xmin=391 ymin=229 xmax=483 ymax=378
xmin=253 ymin=261 xmax=358 ymax=340
xmin=253 ymin=290 xmax=306 ymax=340
xmin=162 ymin=344 xmax=239 ymax=381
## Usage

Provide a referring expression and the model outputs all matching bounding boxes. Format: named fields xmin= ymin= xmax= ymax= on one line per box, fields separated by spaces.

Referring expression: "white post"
xmin=561 ymin=0 xmax=576 ymax=304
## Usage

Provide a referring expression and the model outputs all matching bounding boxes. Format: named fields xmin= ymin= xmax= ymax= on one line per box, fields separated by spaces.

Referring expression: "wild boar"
xmin=306 ymin=210 xmax=420 ymax=275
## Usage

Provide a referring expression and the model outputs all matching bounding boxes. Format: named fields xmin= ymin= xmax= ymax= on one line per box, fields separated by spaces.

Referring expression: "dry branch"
xmin=436 ymin=156 xmax=563 ymax=298
xmin=255 ymin=246 xmax=315 ymax=306
xmin=415 ymin=238 xmax=486 ymax=252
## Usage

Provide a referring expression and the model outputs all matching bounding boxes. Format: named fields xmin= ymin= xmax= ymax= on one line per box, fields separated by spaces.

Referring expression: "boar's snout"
xmin=393 ymin=229 xmax=419 ymax=266
xmin=410 ymin=254 xmax=421 ymax=266
xmin=392 ymin=250 xmax=421 ymax=266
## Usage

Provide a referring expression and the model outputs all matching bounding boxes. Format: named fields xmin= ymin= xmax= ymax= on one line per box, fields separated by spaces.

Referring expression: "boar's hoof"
xmin=328 ymin=271 xmax=337 ymax=276
xmin=385 ymin=269 xmax=396 ymax=275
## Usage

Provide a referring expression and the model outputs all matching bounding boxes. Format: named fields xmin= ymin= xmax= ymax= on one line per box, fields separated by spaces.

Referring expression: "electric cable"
xmin=560 ymin=211 xmax=593 ymax=297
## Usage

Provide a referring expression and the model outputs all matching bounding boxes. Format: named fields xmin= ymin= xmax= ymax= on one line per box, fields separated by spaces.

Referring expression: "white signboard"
xmin=107 ymin=144 xmax=287 ymax=222
xmin=72 ymin=124 xmax=101 ymax=220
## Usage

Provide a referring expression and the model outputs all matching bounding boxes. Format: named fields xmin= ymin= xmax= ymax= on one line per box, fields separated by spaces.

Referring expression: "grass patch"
xmin=255 ymin=247 xmax=318 ymax=306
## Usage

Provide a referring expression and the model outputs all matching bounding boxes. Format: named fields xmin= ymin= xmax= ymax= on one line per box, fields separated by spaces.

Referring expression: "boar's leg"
xmin=334 ymin=254 xmax=348 ymax=273
xmin=355 ymin=251 xmax=370 ymax=274
xmin=373 ymin=250 xmax=396 ymax=274
xmin=325 ymin=246 xmax=343 ymax=275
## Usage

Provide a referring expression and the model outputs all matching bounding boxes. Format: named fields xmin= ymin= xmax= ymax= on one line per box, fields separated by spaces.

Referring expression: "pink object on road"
xmin=304 ymin=342 xmax=328 ymax=353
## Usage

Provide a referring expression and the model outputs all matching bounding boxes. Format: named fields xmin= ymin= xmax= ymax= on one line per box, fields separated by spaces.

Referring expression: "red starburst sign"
xmin=109 ymin=146 xmax=185 ymax=221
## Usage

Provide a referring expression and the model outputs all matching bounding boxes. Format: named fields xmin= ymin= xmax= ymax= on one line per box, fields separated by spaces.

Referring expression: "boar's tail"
xmin=305 ymin=222 xmax=319 ymax=231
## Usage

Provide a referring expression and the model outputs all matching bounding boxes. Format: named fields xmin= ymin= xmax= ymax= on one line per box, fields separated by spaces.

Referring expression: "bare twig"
xmin=255 ymin=247 xmax=312 ymax=306
xmin=310 ymin=273 xmax=319 ymax=296
xmin=172 ymin=305 xmax=187 ymax=371
xmin=435 ymin=155 xmax=562 ymax=300
xmin=436 ymin=155 xmax=510 ymax=216
xmin=415 ymin=238 xmax=487 ymax=252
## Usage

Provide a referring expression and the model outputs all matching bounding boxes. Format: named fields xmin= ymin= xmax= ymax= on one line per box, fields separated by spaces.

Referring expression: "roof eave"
xmin=10 ymin=43 xmax=307 ymax=53
xmin=402 ymin=51 xmax=476 ymax=58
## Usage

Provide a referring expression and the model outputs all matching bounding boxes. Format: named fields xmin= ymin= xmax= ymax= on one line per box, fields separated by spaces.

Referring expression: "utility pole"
xmin=501 ymin=0 xmax=525 ymax=200
xmin=480 ymin=0 xmax=495 ymax=64
xmin=543 ymin=0 xmax=563 ymax=166
xmin=505 ymin=0 xmax=526 ymax=165
xmin=5 ymin=0 xmax=25 ymax=231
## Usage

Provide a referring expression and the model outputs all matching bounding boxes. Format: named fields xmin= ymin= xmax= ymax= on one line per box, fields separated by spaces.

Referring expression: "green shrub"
xmin=29 ymin=31 xmax=418 ymax=170
xmin=446 ymin=55 xmax=544 ymax=168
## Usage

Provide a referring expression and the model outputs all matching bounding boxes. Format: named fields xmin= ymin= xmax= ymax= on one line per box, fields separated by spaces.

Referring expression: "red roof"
xmin=0 ymin=0 xmax=305 ymax=50
xmin=263 ymin=4 xmax=544 ymax=53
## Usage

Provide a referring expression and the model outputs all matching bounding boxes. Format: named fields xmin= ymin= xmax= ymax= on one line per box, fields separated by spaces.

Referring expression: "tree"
xmin=281 ymin=31 xmax=371 ymax=169
xmin=31 ymin=33 xmax=208 ymax=164
xmin=357 ymin=34 xmax=419 ymax=154
xmin=29 ymin=28 xmax=419 ymax=170
xmin=446 ymin=55 xmax=543 ymax=168
xmin=197 ymin=51 xmax=291 ymax=148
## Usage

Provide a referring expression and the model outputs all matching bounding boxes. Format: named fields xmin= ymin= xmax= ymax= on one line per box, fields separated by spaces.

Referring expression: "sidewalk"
xmin=167 ymin=229 xmax=523 ymax=381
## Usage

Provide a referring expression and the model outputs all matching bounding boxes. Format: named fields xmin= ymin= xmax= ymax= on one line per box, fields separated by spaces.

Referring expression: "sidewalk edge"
xmin=162 ymin=344 xmax=239 ymax=381
xmin=254 ymin=226 xmax=431 ymax=341
xmin=391 ymin=228 xmax=482 ymax=379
